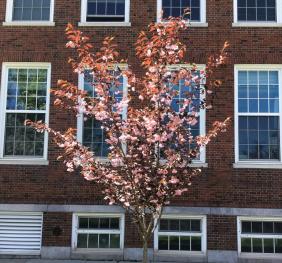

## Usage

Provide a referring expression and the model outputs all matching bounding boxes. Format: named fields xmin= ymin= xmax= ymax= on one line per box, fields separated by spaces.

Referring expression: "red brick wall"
xmin=0 ymin=1 xmax=281 ymax=209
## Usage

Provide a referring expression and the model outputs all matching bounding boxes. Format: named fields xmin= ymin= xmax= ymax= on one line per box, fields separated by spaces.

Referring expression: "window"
xmin=168 ymin=65 xmax=206 ymax=163
xmin=77 ymin=66 xmax=127 ymax=158
xmin=235 ymin=65 xmax=282 ymax=166
xmin=0 ymin=212 xmax=43 ymax=255
xmin=0 ymin=63 xmax=50 ymax=164
xmin=238 ymin=217 xmax=282 ymax=257
xmin=154 ymin=216 xmax=206 ymax=254
xmin=5 ymin=0 xmax=55 ymax=25
xmin=72 ymin=214 xmax=125 ymax=250
xmin=80 ymin=0 xmax=130 ymax=26
xmin=157 ymin=0 xmax=207 ymax=25
xmin=233 ymin=0 xmax=282 ymax=25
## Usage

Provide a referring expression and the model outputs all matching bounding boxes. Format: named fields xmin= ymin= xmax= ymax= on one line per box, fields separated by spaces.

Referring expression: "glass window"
xmin=162 ymin=0 xmax=201 ymax=21
xmin=81 ymin=70 xmax=125 ymax=158
xmin=157 ymin=217 xmax=205 ymax=252
xmin=86 ymin=0 xmax=126 ymax=22
xmin=237 ymin=0 xmax=276 ymax=22
xmin=239 ymin=218 xmax=282 ymax=255
xmin=12 ymin=0 xmax=51 ymax=21
xmin=237 ymin=69 xmax=280 ymax=161
xmin=75 ymin=215 xmax=122 ymax=249
xmin=2 ymin=66 xmax=49 ymax=158
xmin=168 ymin=67 xmax=205 ymax=161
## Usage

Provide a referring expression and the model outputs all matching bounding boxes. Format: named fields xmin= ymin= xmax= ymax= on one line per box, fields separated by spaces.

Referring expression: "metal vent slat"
xmin=0 ymin=213 xmax=43 ymax=255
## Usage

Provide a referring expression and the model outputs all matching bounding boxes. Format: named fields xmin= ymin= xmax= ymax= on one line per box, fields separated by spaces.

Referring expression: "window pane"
xmin=77 ymin=234 xmax=88 ymax=248
xmin=4 ymin=113 xmax=45 ymax=157
xmin=263 ymin=221 xmax=274 ymax=233
xmin=89 ymin=218 xmax=99 ymax=229
xmin=169 ymin=220 xmax=180 ymax=231
xmin=264 ymin=238 xmax=274 ymax=253
xmin=110 ymin=218 xmax=119 ymax=229
xmin=99 ymin=234 xmax=109 ymax=248
xmin=242 ymin=221 xmax=252 ymax=233
xmin=86 ymin=0 xmax=126 ymax=22
xmin=253 ymin=238 xmax=263 ymax=253
xmin=274 ymin=222 xmax=282 ymax=233
xmin=180 ymin=220 xmax=190 ymax=231
xmin=191 ymin=236 xmax=201 ymax=251
xmin=110 ymin=234 xmax=120 ymax=248
xmin=13 ymin=0 xmax=50 ymax=21
xmin=252 ymin=222 xmax=263 ymax=233
xmin=159 ymin=236 xmax=168 ymax=250
xmin=169 ymin=236 xmax=179 ymax=250
xmin=237 ymin=0 xmax=276 ymax=21
xmin=275 ymin=239 xmax=282 ymax=253
xmin=160 ymin=219 xmax=169 ymax=231
xmin=79 ymin=218 xmax=89 ymax=229
xmin=241 ymin=238 xmax=252 ymax=252
xmin=88 ymin=234 xmax=98 ymax=248
xmin=191 ymin=220 xmax=201 ymax=232
xmin=162 ymin=0 xmax=201 ymax=21
xmin=180 ymin=236 xmax=190 ymax=251
xmin=100 ymin=218 xmax=110 ymax=229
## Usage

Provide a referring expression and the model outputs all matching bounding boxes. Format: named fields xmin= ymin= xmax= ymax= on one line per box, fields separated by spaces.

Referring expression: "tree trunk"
xmin=142 ymin=238 xmax=149 ymax=263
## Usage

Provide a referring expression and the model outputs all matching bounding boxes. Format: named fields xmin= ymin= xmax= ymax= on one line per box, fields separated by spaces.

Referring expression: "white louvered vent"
xmin=0 ymin=212 xmax=43 ymax=255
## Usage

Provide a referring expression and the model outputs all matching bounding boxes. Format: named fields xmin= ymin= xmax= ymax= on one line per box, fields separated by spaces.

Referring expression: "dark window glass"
xmin=159 ymin=236 xmax=169 ymax=250
xmin=99 ymin=234 xmax=109 ymax=248
xmin=180 ymin=220 xmax=190 ymax=231
xmin=264 ymin=238 xmax=274 ymax=253
xmin=110 ymin=218 xmax=119 ymax=229
xmin=253 ymin=238 xmax=263 ymax=252
xmin=242 ymin=221 xmax=252 ymax=233
xmin=100 ymin=218 xmax=110 ymax=229
xmin=88 ymin=234 xmax=98 ymax=248
xmin=79 ymin=218 xmax=89 ymax=229
xmin=274 ymin=222 xmax=282 ymax=233
xmin=160 ymin=219 xmax=169 ymax=231
xmin=89 ymin=218 xmax=99 ymax=229
xmin=252 ymin=222 xmax=263 ymax=233
xmin=162 ymin=0 xmax=201 ymax=21
xmin=241 ymin=238 xmax=252 ymax=252
xmin=191 ymin=220 xmax=201 ymax=232
xmin=77 ymin=234 xmax=88 ymax=248
xmin=169 ymin=236 xmax=180 ymax=250
xmin=237 ymin=0 xmax=276 ymax=21
xmin=169 ymin=220 xmax=180 ymax=231
xmin=275 ymin=239 xmax=282 ymax=253
xmin=87 ymin=0 xmax=126 ymax=22
xmin=110 ymin=234 xmax=120 ymax=248
xmin=180 ymin=236 xmax=190 ymax=251
xmin=263 ymin=222 xmax=274 ymax=233
xmin=191 ymin=236 xmax=201 ymax=251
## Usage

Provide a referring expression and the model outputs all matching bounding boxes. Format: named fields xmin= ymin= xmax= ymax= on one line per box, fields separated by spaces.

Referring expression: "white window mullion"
xmin=279 ymin=69 xmax=282 ymax=162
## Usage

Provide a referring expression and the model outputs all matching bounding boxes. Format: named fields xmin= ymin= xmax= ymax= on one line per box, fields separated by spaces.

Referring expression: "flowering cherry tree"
xmin=27 ymin=17 xmax=229 ymax=263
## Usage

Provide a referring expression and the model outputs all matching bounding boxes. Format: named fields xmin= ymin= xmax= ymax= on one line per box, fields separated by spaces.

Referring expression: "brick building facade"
xmin=0 ymin=0 xmax=282 ymax=262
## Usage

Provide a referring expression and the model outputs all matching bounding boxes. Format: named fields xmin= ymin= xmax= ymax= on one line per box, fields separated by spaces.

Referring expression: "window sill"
xmin=154 ymin=250 xmax=206 ymax=257
xmin=78 ymin=22 xmax=131 ymax=27
xmin=3 ymin=21 xmax=55 ymax=27
xmin=189 ymin=162 xmax=208 ymax=168
xmin=233 ymin=162 xmax=282 ymax=169
xmin=0 ymin=158 xmax=49 ymax=166
xmin=239 ymin=252 xmax=282 ymax=259
xmin=232 ymin=22 xmax=282 ymax=27
xmin=188 ymin=22 xmax=208 ymax=27
xmin=72 ymin=248 xmax=123 ymax=254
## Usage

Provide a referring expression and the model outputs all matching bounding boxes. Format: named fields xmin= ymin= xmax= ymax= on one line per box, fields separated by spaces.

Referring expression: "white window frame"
xmin=156 ymin=0 xmax=207 ymax=27
xmin=79 ymin=0 xmax=131 ymax=27
xmin=0 ymin=62 xmax=51 ymax=165
xmin=154 ymin=215 xmax=207 ymax=256
xmin=72 ymin=213 xmax=125 ymax=251
xmin=234 ymin=64 xmax=282 ymax=169
xmin=0 ymin=211 xmax=43 ymax=255
xmin=233 ymin=0 xmax=282 ymax=27
xmin=238 ymin=216 xmax=282 ymax=259
xmin=167 ymin=64 xmax=206 ymax=165
xmin=77 ymin=65 xmax=128 ymax=161
xmin=4 ymin=0 xmax=55 ymax=26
